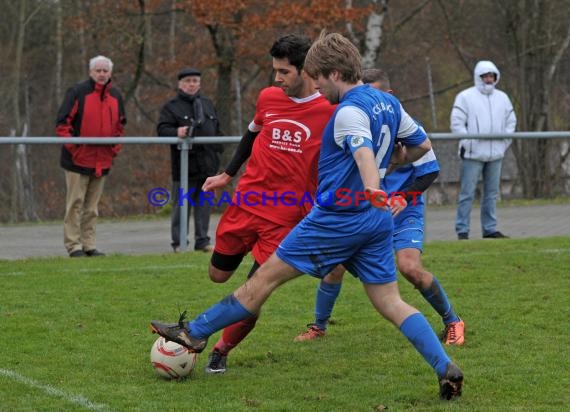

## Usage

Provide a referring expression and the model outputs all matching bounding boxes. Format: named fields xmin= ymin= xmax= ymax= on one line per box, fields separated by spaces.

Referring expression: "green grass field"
xmin=2 ymin=237 xmax=569 ymax=411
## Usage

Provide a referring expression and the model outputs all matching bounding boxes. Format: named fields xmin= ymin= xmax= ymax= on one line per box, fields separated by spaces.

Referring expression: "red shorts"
xmin=214 ymin=206 xmax=294 ymax=264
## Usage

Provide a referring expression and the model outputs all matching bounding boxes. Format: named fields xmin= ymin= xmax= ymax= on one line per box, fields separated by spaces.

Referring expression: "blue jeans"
xmin=455 ymin=158 xmax=503 ymax=236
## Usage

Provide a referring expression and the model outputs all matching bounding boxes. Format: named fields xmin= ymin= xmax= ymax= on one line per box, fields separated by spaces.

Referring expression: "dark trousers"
xmin=170 ymin=179 xmax=211 ymax=250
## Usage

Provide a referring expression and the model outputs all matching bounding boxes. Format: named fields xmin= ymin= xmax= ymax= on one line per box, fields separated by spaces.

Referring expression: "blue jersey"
xmin=277 ymin=85 xmax=428 ymax=283
xmin=316 ymin=84 xmax=427 ymax=212
xmin=383 ymin=149 xmax=440 ymax=223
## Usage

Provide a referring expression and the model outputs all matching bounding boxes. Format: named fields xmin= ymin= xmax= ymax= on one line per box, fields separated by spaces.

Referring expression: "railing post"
xmin=178 ymin=133 xmax=193 ymax=253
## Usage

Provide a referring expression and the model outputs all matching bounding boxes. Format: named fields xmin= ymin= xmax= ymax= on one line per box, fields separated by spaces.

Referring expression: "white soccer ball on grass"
xmin=150 ymin=336 xmax=197 ymax=380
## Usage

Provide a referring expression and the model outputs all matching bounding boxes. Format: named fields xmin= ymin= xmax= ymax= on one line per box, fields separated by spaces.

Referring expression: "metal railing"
xmin=2 ymin=131 xmax=570 ymax=251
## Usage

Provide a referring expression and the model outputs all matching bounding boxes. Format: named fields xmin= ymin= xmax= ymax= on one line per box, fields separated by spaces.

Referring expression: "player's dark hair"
xmin=270 ymin=33 xmax=312 ymax=73
xmin=362 ymin=68 xmax=391 ymax=89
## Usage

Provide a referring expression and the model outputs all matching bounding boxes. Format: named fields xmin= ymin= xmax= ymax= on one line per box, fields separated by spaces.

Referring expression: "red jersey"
xmin=234 ymin=86 xmax=334 ymax=227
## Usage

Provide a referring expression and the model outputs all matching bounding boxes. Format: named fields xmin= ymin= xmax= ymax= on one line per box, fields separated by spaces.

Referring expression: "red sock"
xmin=213 ymin=315 xmax=259 ymax=355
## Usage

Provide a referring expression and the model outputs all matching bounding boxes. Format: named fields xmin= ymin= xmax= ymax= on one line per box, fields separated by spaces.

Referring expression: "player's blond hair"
xmin=304 ymin=31 xmax=361 ymax=83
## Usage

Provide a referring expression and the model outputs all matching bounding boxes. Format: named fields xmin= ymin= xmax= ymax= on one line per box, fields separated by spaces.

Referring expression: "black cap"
xmin=178 ymin=67 xmax=201 ymax=80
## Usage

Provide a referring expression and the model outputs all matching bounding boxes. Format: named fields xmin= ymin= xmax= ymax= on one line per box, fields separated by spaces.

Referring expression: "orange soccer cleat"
xmin=442 ymin=319 xmax=465 ymax=346
xmin=294 ymin=324 xmax=326 ymax=342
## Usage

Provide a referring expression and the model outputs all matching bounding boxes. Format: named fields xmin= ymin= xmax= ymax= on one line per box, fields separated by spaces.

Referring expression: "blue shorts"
xmin=276 ymin=206 xmax=396 ymax=284
xmin=393 ymin=216 xmax=424 ymax=252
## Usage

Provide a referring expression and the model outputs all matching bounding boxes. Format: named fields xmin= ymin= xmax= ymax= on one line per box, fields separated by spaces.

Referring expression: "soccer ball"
xmin=150 ymin=336 xmax=197 ymax=380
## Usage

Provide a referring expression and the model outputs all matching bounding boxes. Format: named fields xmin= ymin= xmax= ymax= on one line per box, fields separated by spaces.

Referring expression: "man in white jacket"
xmin=450 ymin=60 xmax=517 ymax=240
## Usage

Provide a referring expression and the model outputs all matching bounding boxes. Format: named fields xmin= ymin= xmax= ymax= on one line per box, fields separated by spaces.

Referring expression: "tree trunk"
xmin=208 ymin=25 xmax=235 ymax=134
xmin=124 ymin=0 xmax=146 ymax=104
xmin=169 ymin=0 xmax=177 ymax=62
xmin=361 ymin=0 xmax=387 ymax=69
xmin=55 ymin=0 xmax=63 ymax=105
xmin=10 ymin=0 xmax=26 ymax=222
xmin=77 ymin=0 xmax=87 ymax=67
xmin=508 ymin=0 xmax=569 ymax=198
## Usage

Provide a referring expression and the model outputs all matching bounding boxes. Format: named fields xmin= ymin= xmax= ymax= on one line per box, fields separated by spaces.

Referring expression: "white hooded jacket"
xmin=450 ymin=60 xmax=517 ymax=161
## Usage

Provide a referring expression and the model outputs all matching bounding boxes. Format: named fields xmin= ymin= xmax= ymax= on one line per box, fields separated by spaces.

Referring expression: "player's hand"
xmin=365 ymin=187 xmax=390 ymax=211
xmin=202 ymin=172 xmax=231 ymax=192
xmin=389 ymin=194 xmax=407 ymax=217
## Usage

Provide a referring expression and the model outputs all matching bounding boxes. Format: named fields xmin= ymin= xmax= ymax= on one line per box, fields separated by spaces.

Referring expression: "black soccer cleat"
xmin=439 ymin=363 xmax=463 ymax=400
xmin=150 ymin=311 xmax=207 ymax=353
xmin=204 ymin=348 xmax=227 ymax=374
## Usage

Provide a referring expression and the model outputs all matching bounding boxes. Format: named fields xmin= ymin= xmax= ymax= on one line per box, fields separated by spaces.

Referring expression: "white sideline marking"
xmin=0 ymin=369 xmax=111 ymax=411
xmin=78 ymin=264 xmax=200 ymax=273
xmin=0 ymin=264 xmax=200 ymax=276
xmin=543 ymin=248 xmax=570 ymax=253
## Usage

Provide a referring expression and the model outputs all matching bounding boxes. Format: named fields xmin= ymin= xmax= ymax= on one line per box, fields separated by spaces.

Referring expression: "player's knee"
xmin=324 ymin=265 xmax=345 ymax=283
xmin=208 ymin=266 xmax=233 ymax=283
xmin=398 ymin=260 xmax=424 ymax=286
xmin=209 ymin=251 xmax=244 ymax=282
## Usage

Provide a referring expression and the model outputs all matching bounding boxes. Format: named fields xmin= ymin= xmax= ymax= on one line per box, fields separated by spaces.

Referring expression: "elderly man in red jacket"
xmin=56 ymin=55 xmax=126 ymax=257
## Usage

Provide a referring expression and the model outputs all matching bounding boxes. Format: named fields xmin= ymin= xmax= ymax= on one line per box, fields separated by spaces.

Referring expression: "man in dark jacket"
xmin=157 ymin=68 xmax=224 ymax=252
xmin=56 ymin=55 xmax=126 ymax=258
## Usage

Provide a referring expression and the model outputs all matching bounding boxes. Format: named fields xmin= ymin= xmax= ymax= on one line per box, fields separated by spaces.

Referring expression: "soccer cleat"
xmin=442 ymin=319 xmax=465 ymax=346
xmin=204 ymin=349 xmax=227 ymax=374
xmin=294 ymin=324 xmax=326 ymax=342
xmin=150 ymin=311 xmax=207 ymax=353
xmin=438 ymin=363 xmax=463 ymax=400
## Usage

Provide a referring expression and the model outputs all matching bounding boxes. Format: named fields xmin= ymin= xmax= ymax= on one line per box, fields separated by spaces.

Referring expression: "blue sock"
xmin=399 ymin=312 xmax=451 ymax=377
xmin=420 ymin=276 xmax=460 ymax=325
xmin=314 ymin=281 xmax=342 ymax=330
xmin=188 ymin=294 xmax=253 ymax=339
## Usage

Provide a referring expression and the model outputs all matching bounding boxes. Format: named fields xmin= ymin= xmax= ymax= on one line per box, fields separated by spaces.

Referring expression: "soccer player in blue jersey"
xmin=295 ymin=68 xmax=465 ymax=346
xmin=151 ymin=32 xmax=463 ymax=400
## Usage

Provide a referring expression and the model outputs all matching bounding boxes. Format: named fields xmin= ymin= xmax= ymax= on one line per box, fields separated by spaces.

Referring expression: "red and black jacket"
xmin=57 ymin=78 xmax=126 ymax=177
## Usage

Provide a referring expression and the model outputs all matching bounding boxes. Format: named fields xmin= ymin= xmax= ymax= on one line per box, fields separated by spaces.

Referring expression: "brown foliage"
xmin=1 ymin=0 xmax=569 ymax=222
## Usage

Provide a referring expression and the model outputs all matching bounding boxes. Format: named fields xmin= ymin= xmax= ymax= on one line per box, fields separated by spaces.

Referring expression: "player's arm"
xmin=335 ymin=107 xmax=388 ymax=209
xmin=388 ymin=168 xmax=438 ymax=217
xmin=353 ymin=146 xmax=390 ymax=210
xmin=400 ymin=136 xmax=432 ymax=165
xmin=346 ymin=136 xmax=389 ymax=211
xmin=224 ymin=129 xmax=260 ymax=177
xmin=393 ymin=108 xmax=432 ymax=165
xmin=401 ymin=171 xmax=439 ymax=202
xmin=393 ymin=149 xmax=440 ymax=215
xmin=353 ymin=145 xmax=380 ymax=191
xmin=203 ymin=87 xmax=269 ymax=192
xmin=202 ymin=128 xmax=259 ymax=192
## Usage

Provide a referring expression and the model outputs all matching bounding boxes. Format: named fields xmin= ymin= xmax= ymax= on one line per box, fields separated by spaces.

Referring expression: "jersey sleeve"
xmin=412 ymin=149 xmax=440 ymax=176
xmin=251 ymin=88 xmax=269 ymax=132
xmin=333 ymin=106 xmax=373 ymax=151
xmin=397 ymin=105 xmax=427 ymax=146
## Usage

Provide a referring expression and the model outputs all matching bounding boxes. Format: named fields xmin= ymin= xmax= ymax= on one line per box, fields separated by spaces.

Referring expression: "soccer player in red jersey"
xmin=200 ymin=33 xmax=337 ymax=374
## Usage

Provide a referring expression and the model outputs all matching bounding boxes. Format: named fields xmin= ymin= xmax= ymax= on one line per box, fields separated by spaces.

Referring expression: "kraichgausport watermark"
xmin=147 ymin=188 xmax=421 ymax=208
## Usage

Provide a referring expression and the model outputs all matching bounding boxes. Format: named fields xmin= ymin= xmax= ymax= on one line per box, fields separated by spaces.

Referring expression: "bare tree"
xmin=361 ymin=0 xmax=388 ymax=68
xmin=433 ymin=0 xmax=570 ymax=197
xmin=169 ymin=0 xmax=177 ymax=62
xmin=76 ymin=0 xmax=87 ymax=67
xmin=10 ymin=0 xmax=39 ymax=221
xmin=55 ymin=0 xmax=63 ymax=104
xmin=504 ymin=0 xmax=570 ymax=197
xmin=123 ymin=0 xmax=147 ymax=105
xmin=207 ymin=24 xmax=238 ymax=134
